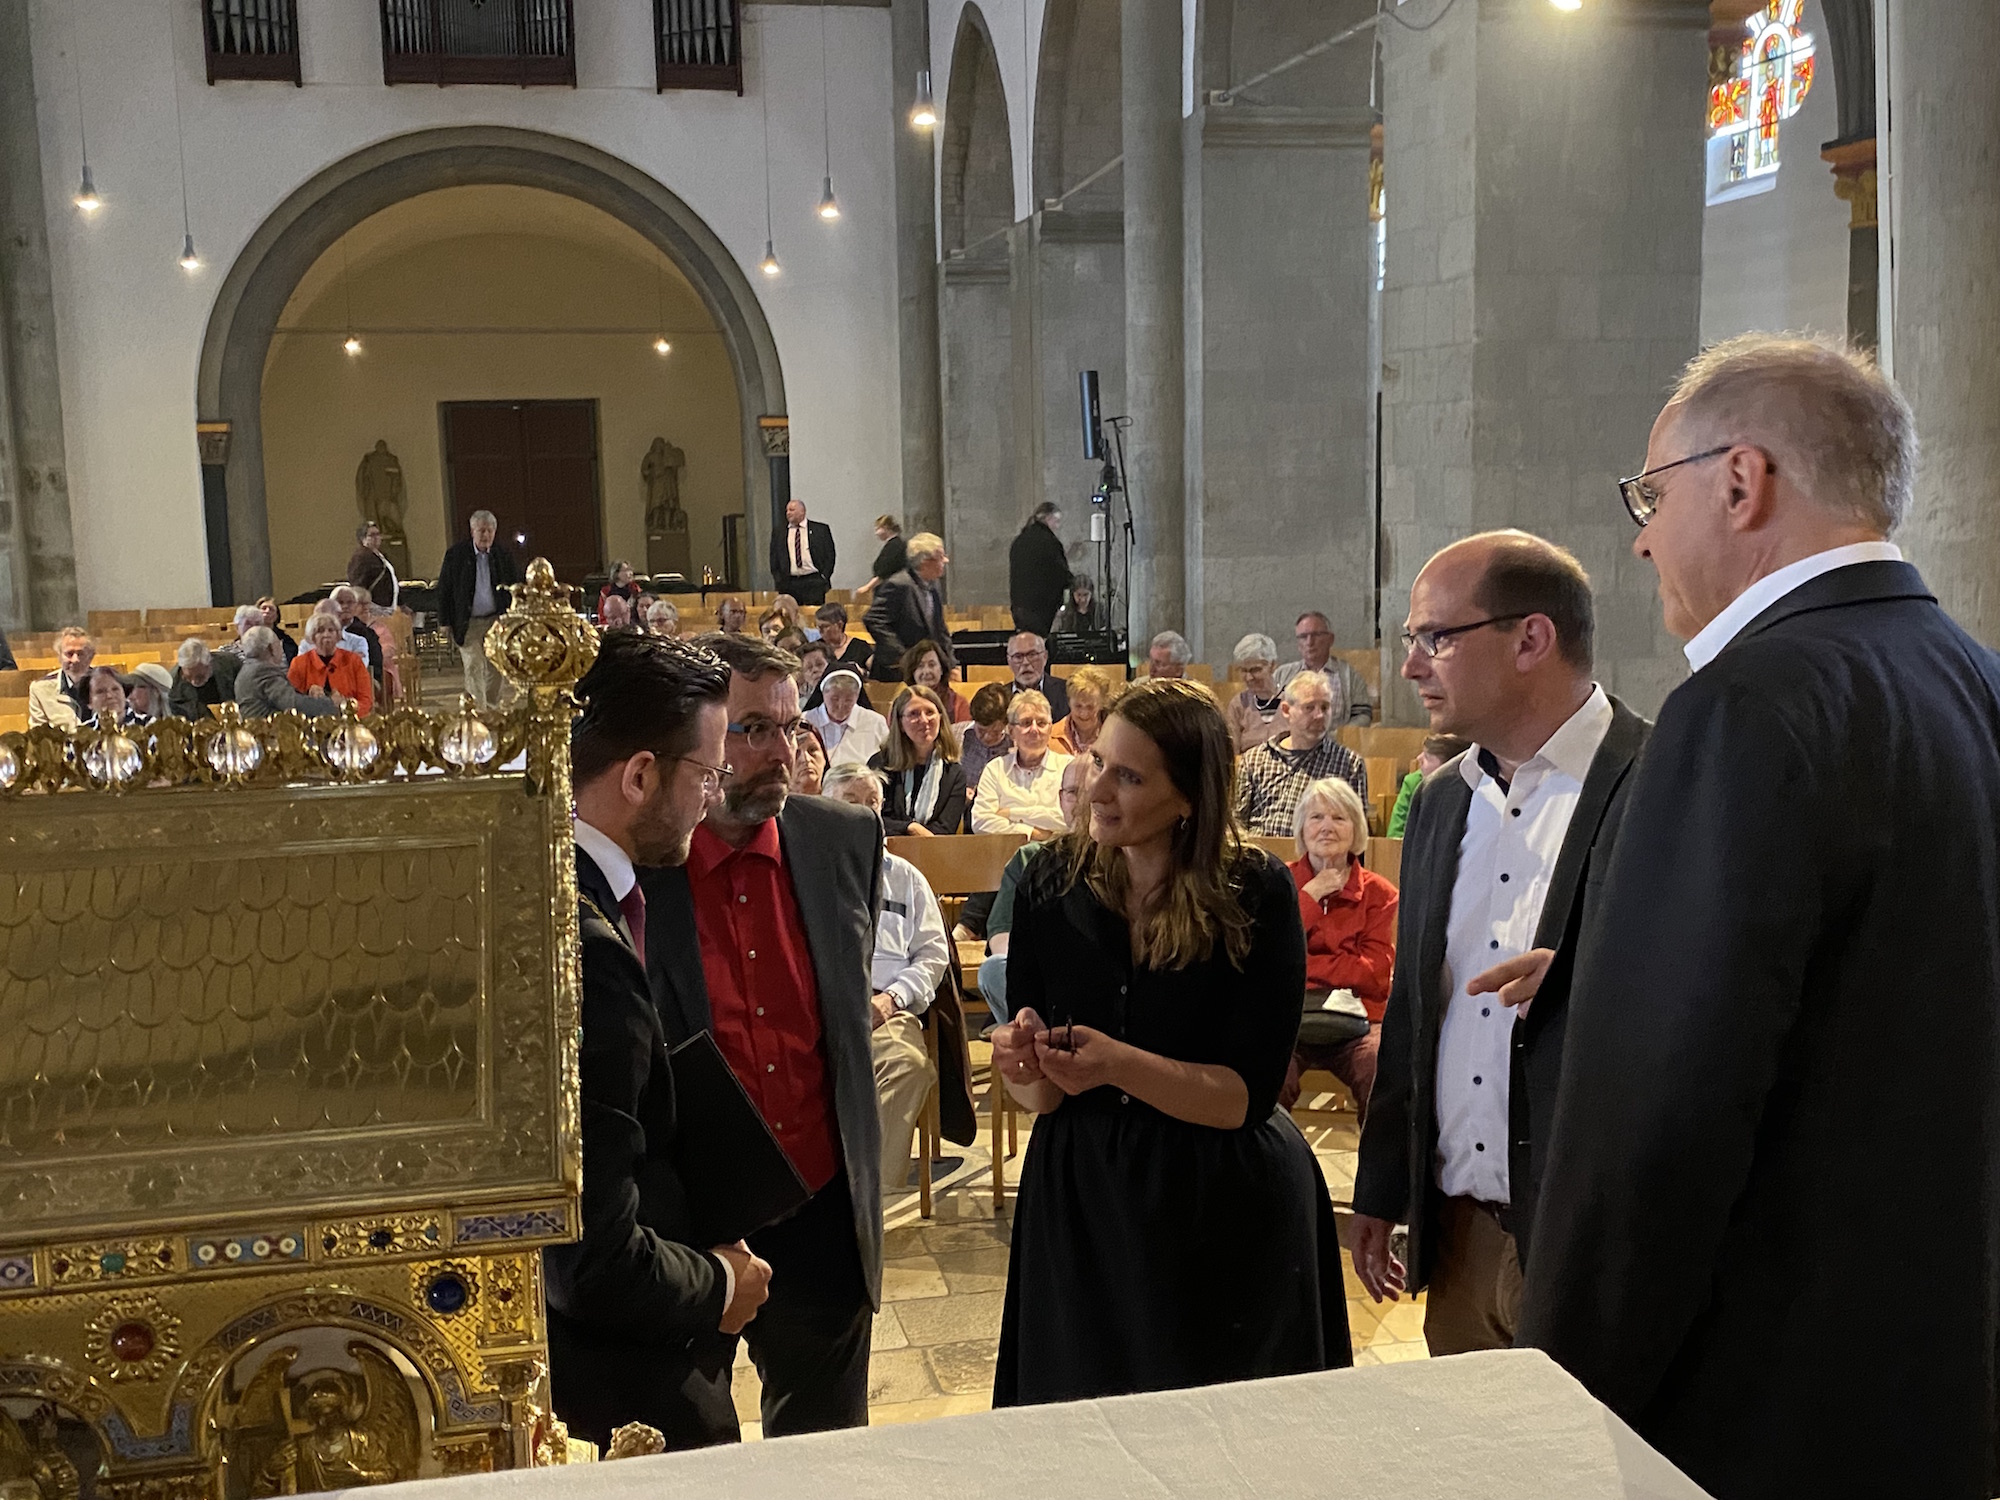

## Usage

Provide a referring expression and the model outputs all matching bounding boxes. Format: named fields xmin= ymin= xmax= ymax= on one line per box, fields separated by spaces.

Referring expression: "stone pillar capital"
xmin=1820 ymin=136 xmax=1877 ymax=229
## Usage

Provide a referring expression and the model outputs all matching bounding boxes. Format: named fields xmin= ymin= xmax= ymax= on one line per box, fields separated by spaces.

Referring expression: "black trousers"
xmin=738 ymin=1168 xmax=873 ymax=1436
xmin=782 ymin=573 xmax=830 ymax=608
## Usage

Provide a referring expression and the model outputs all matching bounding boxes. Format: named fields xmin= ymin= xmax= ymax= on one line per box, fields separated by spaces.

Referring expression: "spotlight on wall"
xmin=74 ymin=164 xmax=102 ymax=214
xmin=817 ymin=177 xmax=841 ymax=221
xmin=910 ymin=70 xmax=937 ymax=130
xmin=1548 ymin=0 xmax=1583 ymax=10
xmin=178 ymin=232 xmax=200 ymax=271
xmin=653 ymin=336 xmax=672 ymax=356
xmin=343 ymin=335 xmax=364 ymax=357
xmin=760 ymin=240 xmax=782 ymax=277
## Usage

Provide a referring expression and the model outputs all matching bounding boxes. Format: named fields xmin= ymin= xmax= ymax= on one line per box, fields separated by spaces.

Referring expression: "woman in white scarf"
xmin=869 ymin=684 xmax=967 ymax=836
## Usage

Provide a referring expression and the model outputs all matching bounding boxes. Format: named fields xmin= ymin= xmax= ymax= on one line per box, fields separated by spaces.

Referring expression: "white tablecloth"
xmin=348 ymin=1349 xmax=1709 ymax=1500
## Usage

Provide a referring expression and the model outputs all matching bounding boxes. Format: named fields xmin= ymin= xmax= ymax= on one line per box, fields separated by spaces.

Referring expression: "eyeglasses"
xmin=672 ymin=754 xmax=734 ymax=796
xmin=1006 ymin=650 xmax=1046 ymax=664
xmin=1400 ymin=615 xmax=1526 ymax=659
xmin=727 ymin=717 xmax=809 ymax=753
xmin=1617 ymin=445 xmax=1753 ymax=526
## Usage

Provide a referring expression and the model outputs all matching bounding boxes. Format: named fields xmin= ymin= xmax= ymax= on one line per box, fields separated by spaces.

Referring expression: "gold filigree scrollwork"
xmin=48 ymin=1241 xmax=177 ymax=1288
xmin=83 ymin=1294 xmax=183 ymax=1383
xmin=318 ymin=1216 xmax=445 ymax=1260
xmin=482 ymin=557 xmax=597 ymax=798
xmin=477 ymin=1256 xmax=533 ymax=1348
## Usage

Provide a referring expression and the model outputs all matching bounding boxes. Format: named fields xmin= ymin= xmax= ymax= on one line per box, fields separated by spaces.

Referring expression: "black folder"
xmin=667 ymin=1030 xmax=812 ymax=1246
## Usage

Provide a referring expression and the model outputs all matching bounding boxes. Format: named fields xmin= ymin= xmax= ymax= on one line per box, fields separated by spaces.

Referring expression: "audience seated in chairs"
xmin=955 ymin=683 xmax=1015 ymax=833
xmin=1387 ymin=734 xmax=1471 ymax=839
xmin=974 ymin=755 xmax=1090 ymax=1027
xmin=791 ymin=721 xmax=829 ymax=796
xmin=124 ymin=663 xmax=174 ymax=722
xmin=596 ymin=561 xmax=638 ymax=623
xmin=236 ymin=626 xmax=338 ymax=720
xmin=815 ymin=603 xmax=873 ymax=676
xmin=255 ymin=597 xmax=299 ymax=662
xmin=1146 ymin=630 xmax=1192 ymax=680
xmin=869 ymin=685 xmax=966 ymax=836
xmin=170 ymin=638 xmax=237 ymax=721
xmin=599 ymin=595 xmax=635 ymax=633
xmin=1050 ymin=664 xmax=1121 ymax=756
xmin=291 ymin=610 xmax=375 ymax=716
xmin=823 ymin=762 xmax=952 ymax=1196
xmin=971 ymin=690 xmax=1072 ymax=836
xmin=899 ymin=639 xmax=968 ymax=723
xmin=27 ymin=626 xmax=96 ymax=729
xmin=331 ymin=587 xmax=385 ymax=686
xmin=1004 ymin=632 xmax=1069 ymax=721
xmin=716 ymin=597 xmax=750 ymax=636
xmin=1279 ymin=775 xmax=1398 ymax=1120
xmin=85 ymin=666 xmax=141 ymax=726
xmin=1237 ymin=670 xmax=1369 ymax=837
xmin=214 ymin=605 xmax=262 ymax=662
xmin=1225 ymin=634 xmax=1287 ymax=752
xmin=804 ymin=667 xmax=890 ymax=765
xmin=643 ymin=598 xmax=680 ymax=638
xmin=757 ymin=606 xmax=789 ymax=645
xmin=798 ymin=639 xmax=833 ymax=711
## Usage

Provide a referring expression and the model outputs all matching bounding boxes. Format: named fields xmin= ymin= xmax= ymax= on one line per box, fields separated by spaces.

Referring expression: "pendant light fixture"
xmin=652 ymin=259 xmax=672 ymax=355
xmin=168 ymin=5 xmax=198 ymax=270
xmin=815 ymin=0 xmax=840 ymax=221
xmin=909 ymin=69 xmax=937 ymax=130
xmin=340 ymin=236 xmax=362 ymax=355
xmin=70 ymin=0 xmax=100 ymax=213
xmin=758 ymin=28 xmax=781 ymax=277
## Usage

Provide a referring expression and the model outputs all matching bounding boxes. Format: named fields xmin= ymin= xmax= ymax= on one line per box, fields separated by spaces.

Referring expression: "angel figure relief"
xmin=0 ymin=1404 xmax=81 ymax=1500
xmin=224 ymin=1343 xmax=421 ymax=1498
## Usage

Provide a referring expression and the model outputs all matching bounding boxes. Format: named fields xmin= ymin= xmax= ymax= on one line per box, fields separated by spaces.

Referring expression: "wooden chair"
xmin=1366 ymin=836 xmax=1402 ymax=888
xmin=1364 ymin=756 xmax=1402 ymax=833
xmin=864 ymin=681 xmax=901 ymax=715
xmin=1251 ymin=834 xmax=1296 ymax=864
xmin=963 ymin=665 xmax=1012 ymax=685
xmin=87 ymin=610 xmax=142 ymax=633
xmin=887 ymin=833 xmax=1027 ymax=1208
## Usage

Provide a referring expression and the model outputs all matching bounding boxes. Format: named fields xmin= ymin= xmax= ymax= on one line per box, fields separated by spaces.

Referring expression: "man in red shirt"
xmin=639 ymin=632 xmax=885 ymax=1438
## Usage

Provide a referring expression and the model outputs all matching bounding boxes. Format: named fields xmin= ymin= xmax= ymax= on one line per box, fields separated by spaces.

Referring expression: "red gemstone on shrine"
xmin=109 ymin=1322 xmax=154 ymax=1361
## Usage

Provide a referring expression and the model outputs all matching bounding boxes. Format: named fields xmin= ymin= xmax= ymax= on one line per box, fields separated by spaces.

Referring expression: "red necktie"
xmin=618 ymin=885 xmax=647 ymax=968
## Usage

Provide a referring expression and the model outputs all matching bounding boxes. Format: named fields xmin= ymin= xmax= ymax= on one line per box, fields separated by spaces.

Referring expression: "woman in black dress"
xmin=991 ymin=678 xmax=1349 ymax=1405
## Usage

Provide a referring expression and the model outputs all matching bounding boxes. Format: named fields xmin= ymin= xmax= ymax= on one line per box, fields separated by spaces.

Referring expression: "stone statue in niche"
xmin=354 ymin=441 xmax=412 ymax=577
xmin=643 ymin=438 xmax=692 ymax=578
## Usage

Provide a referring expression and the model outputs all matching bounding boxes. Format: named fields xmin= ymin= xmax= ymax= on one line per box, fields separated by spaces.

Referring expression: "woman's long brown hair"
xmin=1058 ymin=678 xmax=1256 ymax=970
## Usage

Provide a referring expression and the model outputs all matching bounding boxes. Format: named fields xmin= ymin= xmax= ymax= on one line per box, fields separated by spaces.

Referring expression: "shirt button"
xmin=1481 ymin=1007 xmax=1490 ymax=1018
xmin=1120 ymin=985 xmax=1128 ymax=995
xmin=774 ymin=1122 xmax=783 ymax=1131
xmin=1475 ymin=1142 xmax=1485 ymax=1152
xmin=1489 ymin=940 xmax=1499 ymax=950
xmin=747 ymin=949 xmax=757 ymax=959
xmin=1120 ymin=1094 xmax=1130 ymax=1105
xmin=1473 ymin=1075 xmax=1482 ymax=1085
xmin=1511 ymin=808 xmax=1521 ymax=818
xmin=738 ymin=895 xmax=748 ymax=904
xmin=1499 ymin=873 xmax=1510 ymax=883
xmin=766 ymin=1064 xmax=776 ymax=1074
xmin=756 ymin=1006 xmax=765 ymax=1016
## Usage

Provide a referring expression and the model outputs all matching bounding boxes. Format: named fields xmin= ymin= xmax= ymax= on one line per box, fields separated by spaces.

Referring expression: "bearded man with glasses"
xmin=635 ymin=631 xmax=887 ymax=1442
xmin=1351 ymin=529 xmax=1650 ymax=1360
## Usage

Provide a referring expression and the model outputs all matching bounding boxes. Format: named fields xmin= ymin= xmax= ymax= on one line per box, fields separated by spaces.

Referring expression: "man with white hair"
xmin=438 ymin=510 xmax=524 ymax=709
xmin=863 ymin=532 xmax=952 ymax=680
xmin=169 ymin=637 xmax=237 ymax=721
xmin=821 ymin=762 xmax=951 ymax=1195
xmin=1145 ymin=630 xmax=1191 ymax=679
xmin=1003 ymin=631 xmax=1068 ymax=721
xmin=1235 ymin=670 xmax=1367 ymax=837
xmin=27 ymin=626 xmax=96 ymax=728
xmin=233 ymin=626 xmax=339 ymax=719
xmin=1517 ymin=335 xmax=2000 ymax=1499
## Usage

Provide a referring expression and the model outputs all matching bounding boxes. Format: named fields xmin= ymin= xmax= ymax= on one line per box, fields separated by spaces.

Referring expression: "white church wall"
xmin=29 ymin=0 xmax=899 ymax=610
xmin=1699 ymin=0 xmax=1852 ymax=347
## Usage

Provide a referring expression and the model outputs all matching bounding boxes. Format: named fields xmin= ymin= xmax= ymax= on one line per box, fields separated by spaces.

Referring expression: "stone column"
xmin=1378 ymin=0 xmax=1707 ymax=721
xmin=1120 ymin=0 xmax=1185 ymax=645
xmin=890 ymin=0 xmax=944 ymax=538
xmin=0 ymin=0 xmax=81 ymax=630
xmin=1889 ymin=1 xmax=2000 ymax=647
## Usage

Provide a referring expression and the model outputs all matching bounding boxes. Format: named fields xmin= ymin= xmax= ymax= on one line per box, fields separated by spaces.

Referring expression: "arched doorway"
xmin=198 ymin=126 xmax=784 ymax=600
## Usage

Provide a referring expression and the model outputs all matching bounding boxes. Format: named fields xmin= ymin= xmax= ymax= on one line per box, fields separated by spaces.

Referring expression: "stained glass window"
xmin=1705 ymin=0 xmax=1816 ymax=205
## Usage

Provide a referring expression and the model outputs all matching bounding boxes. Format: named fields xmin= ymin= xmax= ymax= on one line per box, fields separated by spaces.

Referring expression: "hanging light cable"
xmin=909 ymin=69 xmax=937 ymax=130
xmin=816 ymin=0 xmax=839 ymax=221
xmin=70 ymin=0 xmax=100 ymax=212
xmin=341 ymin=236 xmax=362 ymax=355
xmin=759 ymin=27 xmax=781 ymax=276
xmin=168 ymin=7 xmax=198 ymax=270
xmin=653 ymin=259 xmax=672 ymax=354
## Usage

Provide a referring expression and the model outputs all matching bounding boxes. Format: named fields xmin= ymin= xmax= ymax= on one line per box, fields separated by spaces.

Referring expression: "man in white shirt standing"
xmin=823 ymin=763 xmax=952 ymax=1195
xmin=1350 ymin=530 xmax=1650 ymax=1356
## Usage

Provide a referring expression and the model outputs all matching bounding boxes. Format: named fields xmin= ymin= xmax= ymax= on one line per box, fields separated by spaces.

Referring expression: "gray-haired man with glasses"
xmin=1352 ymin=529 xmax=1649 ymax=1360
xmin=636 ymin=631 xmax=886 ymax=1443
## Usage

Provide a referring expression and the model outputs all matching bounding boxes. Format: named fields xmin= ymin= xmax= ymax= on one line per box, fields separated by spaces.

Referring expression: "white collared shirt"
xmin=1434 ymin=685 xmax=1614 ymax=1205
xmin=971 ymin=750 xmax=1074 ymax=835
xmin=805 ymin=703 xmax=891 ymax=765
xmin=788 ymin=521 xmax=816 ymax=576
xmin=572 ymin=816 xmax=636 ymax=901
xmin=1683 ymin=541 xmax=1903 ymax=672
xmin=872 ymin=853 xmax=950 ymax=1014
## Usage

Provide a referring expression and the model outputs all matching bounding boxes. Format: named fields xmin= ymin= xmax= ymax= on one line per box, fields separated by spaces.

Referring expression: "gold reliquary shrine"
xmin=0 ymin=562 xmax=598 ymax=1500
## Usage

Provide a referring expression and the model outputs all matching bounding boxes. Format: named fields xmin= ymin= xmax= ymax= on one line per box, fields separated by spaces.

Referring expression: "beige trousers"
xmin=459 ymin=614 xmax=509 ymax=710
xmin=1423 ymin=1195 xmax=1522 ymax=1357
xmin=871 ymin=1012 xmax=935 ymax=1194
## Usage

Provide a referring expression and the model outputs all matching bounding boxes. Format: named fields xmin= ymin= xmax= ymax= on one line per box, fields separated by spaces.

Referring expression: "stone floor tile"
xmin=882 ymin=1255 xmax=949 ymax=1302
xmin=1364 ymin=1340 xmax=1431 ymax=1364
xmin=866 ymin=1346 xmax=942 ymax=1405
xmin=882 ymin=1224 xmax=929 ymax=1258
xmin=730 ymin=1361 xmax=761 ymax=1422
xmin=926 ymin=1337 xmax=1000 ymax=1395
xmin=921 ymin=1220 xmax=1013 ymax=1255
xmin=935 ymin=1246 xmax=1012 ymax=1294
xmin=893 ymin=1288 xmax=1007 ymax=1347
xmin=1373 ymin=1299 xmax=1429 ymax=1343
xmin=872 ymin=1304 xmax=910 ymax=1351
xmin=1344 ymin=1297 xmax=1382 ymax=1341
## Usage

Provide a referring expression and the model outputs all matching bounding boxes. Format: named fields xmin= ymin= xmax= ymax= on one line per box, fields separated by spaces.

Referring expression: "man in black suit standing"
xmin=864 ymin=531 xmax=953 ymax=681
xmin=437 ymin=510 xmax=524 ymax=710
xmin=1351 ymin=531 xmax=1648 ymax=1356
xmin=1520 ymin=336 xmax=2000 ymax=1500
xmin=546 ymin=631 xmax=772 ymax=1450
xmin=769 ymin=498 xmax=837 ymax=606
xmin=1008 ymin=502 xmax=1070 ymax=635
xmin=639 ymin=632 xmax=884 ymax=1439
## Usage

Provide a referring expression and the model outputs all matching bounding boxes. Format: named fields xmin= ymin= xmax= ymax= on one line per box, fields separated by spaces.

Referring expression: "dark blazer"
xmin=770 ymin=518 xmax=836 ymax=592
xmin=436 ymin=538 xmax=524 ymax=645
xmin=1352 ymin=695 xmax=1649 ymax=1291
xmin=638 ymin=796 xmax=887 ymax=1309
xmin=870 ymin=752 xmax=968 ymax=836
xmin=169 ymin=655 xmax=239 ymax=722
xmin=1008 ymin=521 xmax=1070 ymax=635
xmin=864 ymin=571 xmax=952 ymax=681
xmin=545 ymin=849 xmax=736 ymax=1450
xmin=1519 ymin=561 xmax=2000 ymax=1500
xmin=1012 ymin=674 xmax=1070 ymax=723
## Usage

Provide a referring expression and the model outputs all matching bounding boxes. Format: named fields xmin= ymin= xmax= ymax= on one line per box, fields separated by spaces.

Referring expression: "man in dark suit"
xmin=437 ymin=510 xmax=525 ymax=709
xmin=1519 ymin=336 xmax=2000 ymax=1500
xmin=1351 ymin=531 xmax=1648 ymax=1356
xmin=1008 ymin=502 xmax=1070 ymax=635
xmin=1004 ymin=631 xmax=1070 ymax=721
xmin=864 ymin=532 xmax=953 ymax=682
xmin=769 ymin=498 xmax=837 ymax=606
xmin=546 ymin=632 xmax=768 ymax=1450
xmin=639 ymin=632 xmax=885 ymax=1439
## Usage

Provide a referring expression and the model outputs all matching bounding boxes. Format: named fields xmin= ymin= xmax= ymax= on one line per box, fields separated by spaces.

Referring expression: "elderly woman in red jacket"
xmin=290 ymin=609 xmax=374 ymax=715
xmin=1282 ymin=774 xmax=1396 ymax=1120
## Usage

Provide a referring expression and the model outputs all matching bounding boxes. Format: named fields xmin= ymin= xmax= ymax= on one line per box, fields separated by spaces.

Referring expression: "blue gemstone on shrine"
xmin=426 ymin=1274 xmax=468 ymax=1315
xmin=367 ymin=1229 xmax=394 ymax=1250
xmin=100 ymin=1252 xmax=126 ymax=1274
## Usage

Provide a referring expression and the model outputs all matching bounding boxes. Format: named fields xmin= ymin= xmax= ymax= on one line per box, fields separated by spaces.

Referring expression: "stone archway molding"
xmin=197 ymin=125 xmax=786 ymax=600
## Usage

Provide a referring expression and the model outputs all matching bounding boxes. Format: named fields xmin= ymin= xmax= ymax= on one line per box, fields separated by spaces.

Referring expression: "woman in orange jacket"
xmin=290 ymin=610 xmax=374 ymax=715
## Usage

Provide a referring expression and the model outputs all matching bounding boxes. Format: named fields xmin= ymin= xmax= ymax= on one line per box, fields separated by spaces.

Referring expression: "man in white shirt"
xmin=803 ymin=668 xmax=890 ymax=764
xmin=823 ymin=763 xmax=952 ymax=1195
xmin=1350 ymin=530 xmax=1650 ymax=1357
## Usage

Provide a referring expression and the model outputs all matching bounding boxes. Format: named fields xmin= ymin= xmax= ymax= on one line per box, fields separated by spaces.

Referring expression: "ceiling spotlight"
xmin=910 ymin=70 xmax=938 ymax=130
xmin=178 ymin=232 xmax=200 ymax=271
xmin=817 ymin=177 xmax=841 ymax=222
xmin=760 ymin=240 xmax=781 ymax=277
xmin=1548 ymin=0 xmax=1583 ymax=9
xmin=74 ymin=164 xmax=101 ymax=214
xmin=343 ymin=335 xmax=363 ymax=356
xmin=653 ymin=336 xmax=672 ymax=356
